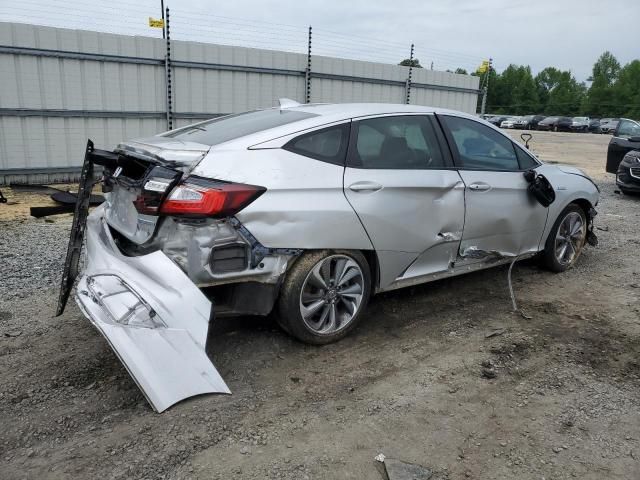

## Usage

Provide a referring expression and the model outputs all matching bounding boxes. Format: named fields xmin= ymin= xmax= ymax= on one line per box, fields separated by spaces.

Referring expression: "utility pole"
xmin=480 ymin=57 xmax=492 ymax=115
xmin=305 ymin=26 xmax=312 ymax=103
xmin=164 ymin=7 xmax=173 ymax=130
xmin=405 ymin=43 xmax=414 ymax=104
xmin=160 ymin=0 xmax=165 ymax=39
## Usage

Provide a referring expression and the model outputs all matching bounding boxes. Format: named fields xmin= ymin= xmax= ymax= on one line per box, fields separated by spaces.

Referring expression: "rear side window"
xmin=283 ymin=123 xmax=350 ymax=165
xmin=348 ymin=115 xmax=446 ymax=169
xmin=441 ymin=115 xmax=520 ymax=171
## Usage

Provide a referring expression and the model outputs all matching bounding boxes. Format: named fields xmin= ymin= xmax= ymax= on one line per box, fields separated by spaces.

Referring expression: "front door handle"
xmin=468 ymin=182 xmax=491 ymax=192
xmin=349 ymin=181 xmax=383 ymax=192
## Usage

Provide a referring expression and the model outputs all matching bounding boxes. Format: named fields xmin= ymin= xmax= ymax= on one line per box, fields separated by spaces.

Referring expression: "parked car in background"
xmin=588 ymin=119 xmax=601 ymax=133
xmin=500 ymin=116 xmax=520 ymax=129
xmin=63 ymin=101 xmax=600 ymax=412
xmin=514 ymin=115 xmax=545 ymax=130
xmin=537 ymin=116 xmax=573 ymax=132
xmin=488 ymin=115 xmax=509 ymax=127
xmin=606 ymin=118 xmax=640 ymax=191
xmin=600 ymin=119 xmax=620 ymax=134
xmin=570 ymin=117 xmax=590 ymax=132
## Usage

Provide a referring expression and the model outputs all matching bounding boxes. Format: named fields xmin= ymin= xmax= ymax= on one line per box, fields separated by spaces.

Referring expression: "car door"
xmin=606 ymin=119 xmax=640 ymax=173
xmin=343 ymin=114 xmax=465 ymax=288
xmin=437 ymin=114 xmax=548 ymax=262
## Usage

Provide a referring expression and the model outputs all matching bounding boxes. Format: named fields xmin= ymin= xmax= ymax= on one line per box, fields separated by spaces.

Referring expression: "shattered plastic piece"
xmin=384 ymin=458 xmax=433 ymax=480
xmin=374 ymin=453 xmax=386 ymax=463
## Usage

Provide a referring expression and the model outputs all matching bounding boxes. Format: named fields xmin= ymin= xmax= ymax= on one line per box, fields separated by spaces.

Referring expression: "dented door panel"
xmin=457 ymin=170 xmax=549 ymax=261
xmin=344 ymin=168 xmax=466 ymax=288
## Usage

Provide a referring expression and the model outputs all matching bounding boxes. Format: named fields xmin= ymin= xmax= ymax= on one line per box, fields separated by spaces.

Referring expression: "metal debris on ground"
xmin=383 ymin=458 xmax=433 ymax=480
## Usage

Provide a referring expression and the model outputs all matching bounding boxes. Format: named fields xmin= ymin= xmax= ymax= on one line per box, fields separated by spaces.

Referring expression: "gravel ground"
xmin=0 ymin=131 xmax=639 ymax=479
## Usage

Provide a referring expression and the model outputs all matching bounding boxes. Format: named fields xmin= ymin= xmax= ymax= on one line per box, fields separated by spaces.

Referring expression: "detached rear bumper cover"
xmin=75 ymin=206 xmax=230 ymax=412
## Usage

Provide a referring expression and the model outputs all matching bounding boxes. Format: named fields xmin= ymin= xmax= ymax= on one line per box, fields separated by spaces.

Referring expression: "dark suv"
xmin=606 ymin=118 xmax=640 ymax=194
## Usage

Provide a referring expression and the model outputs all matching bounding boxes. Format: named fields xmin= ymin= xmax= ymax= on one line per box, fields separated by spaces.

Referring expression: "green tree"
xmin=612 ymin=60 xmax=640 ymax=118
xmin=584 ymin=51 xmax=620 ymax=116
xmin=535 ymin=67 xmax=564 ymax=111
xmin=399 ymin=58 xmax=423 ymax=68
xmin=532 ymin=67 xmax=586 ymax=115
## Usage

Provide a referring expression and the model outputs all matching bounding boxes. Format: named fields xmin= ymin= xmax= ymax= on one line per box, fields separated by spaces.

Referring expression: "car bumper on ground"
xmin=75 ymin=206 xmax=230 ymax=412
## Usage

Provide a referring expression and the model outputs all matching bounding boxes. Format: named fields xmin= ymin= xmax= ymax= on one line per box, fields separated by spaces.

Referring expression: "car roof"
xmin=202 ymin=103 xmax=481 ymax=149
xmin=283 ymin=102 xmax=460 ymax=120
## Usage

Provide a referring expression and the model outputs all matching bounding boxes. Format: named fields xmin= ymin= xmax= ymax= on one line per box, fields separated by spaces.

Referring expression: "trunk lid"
xmin=102 ymin=137 xmax=210 ymax=244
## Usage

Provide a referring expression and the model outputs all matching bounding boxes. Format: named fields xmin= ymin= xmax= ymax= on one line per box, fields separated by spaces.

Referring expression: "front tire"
xmin=542 ymin=204 xmax=587 ymax=272
xmin=277 ymin=250 xmax=371 ymax=345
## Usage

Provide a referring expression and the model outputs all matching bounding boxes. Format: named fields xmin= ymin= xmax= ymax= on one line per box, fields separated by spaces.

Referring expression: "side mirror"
xmin=628 ymin=136 xmax=640 ymax=142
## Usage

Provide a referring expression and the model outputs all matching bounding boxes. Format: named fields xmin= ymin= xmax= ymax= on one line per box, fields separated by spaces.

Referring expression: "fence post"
xmin=405 ymin=43 xmax=414 ymax=104
xmin=305 ymin=26 xmax=312 ymax=103
xmin=164 ymin=7 xmax=173 ymax=130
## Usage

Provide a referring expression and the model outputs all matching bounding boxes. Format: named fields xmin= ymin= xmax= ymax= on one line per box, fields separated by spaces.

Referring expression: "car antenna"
xmin=278 ymin=98 xmax=302 ymax=109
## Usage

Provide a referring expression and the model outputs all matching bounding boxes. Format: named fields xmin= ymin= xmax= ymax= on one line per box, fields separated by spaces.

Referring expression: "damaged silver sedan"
xmin=58 ymin=102 xmax=599 ymax=412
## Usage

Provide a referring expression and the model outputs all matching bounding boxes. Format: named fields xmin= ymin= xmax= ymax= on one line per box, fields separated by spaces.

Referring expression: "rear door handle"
xmin=349 ymin=181 xmax=383 ymax=192
xmin=468 ymin=182 xmax=491 ymax=191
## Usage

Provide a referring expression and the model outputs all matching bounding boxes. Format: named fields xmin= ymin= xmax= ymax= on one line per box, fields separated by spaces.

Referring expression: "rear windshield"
xmin=164 ymin=109 xmax=319 ymax=146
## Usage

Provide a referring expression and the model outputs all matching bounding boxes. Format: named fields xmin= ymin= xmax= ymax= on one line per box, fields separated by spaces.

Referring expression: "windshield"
xmin=164 ymin=109 xmax=319 ymax=146
xmin=573 ymin=117 xmax=588 ymax=121
xmin=544 ymin=117 xmax=559 ymax=122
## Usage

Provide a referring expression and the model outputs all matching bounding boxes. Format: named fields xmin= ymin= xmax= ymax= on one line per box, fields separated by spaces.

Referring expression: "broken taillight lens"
xmin=133 ymin=166 xmax=182 ymax=215
xmin=159 ymin=178 xmax=266 ymax=217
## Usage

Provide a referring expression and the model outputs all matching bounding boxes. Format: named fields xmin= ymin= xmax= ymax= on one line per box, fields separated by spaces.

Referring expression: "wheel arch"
xmin=542 ymin=196 xmax=595 ymax=248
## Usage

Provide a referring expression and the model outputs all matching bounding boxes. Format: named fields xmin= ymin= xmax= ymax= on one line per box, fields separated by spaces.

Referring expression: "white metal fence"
xmin=0 ymin=21 xmax=480 ymax=184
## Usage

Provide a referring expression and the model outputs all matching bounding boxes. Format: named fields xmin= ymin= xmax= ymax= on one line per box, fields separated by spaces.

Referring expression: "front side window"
xmin=617 ymin=119 xmax=640 ymax=138
xmin=441 ymin=115 xmax=520 ymax=171
xmin=514 ymin=144 xmax=539 ymax=170
xmin=349 ymin=115 xmax=446 ymax=169
xmin=284 ymin=124 xmax=350 ymax=165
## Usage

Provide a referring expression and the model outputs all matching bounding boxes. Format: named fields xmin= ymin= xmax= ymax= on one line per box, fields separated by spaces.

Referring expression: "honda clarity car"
xmin=63 ymin=101 xmax=600 ymax=412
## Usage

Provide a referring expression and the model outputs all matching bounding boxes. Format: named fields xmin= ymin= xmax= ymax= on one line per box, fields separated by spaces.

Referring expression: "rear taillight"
xmin=159 ymin=178 xmax=265 ymax=217
xmin=133 ymin=166 xmax=182 ymax=215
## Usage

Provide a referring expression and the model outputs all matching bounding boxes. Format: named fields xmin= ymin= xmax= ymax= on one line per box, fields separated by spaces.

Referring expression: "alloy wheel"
xmin=299 ymin=255 xmax=364 ymax=334
xmin=554 ymin=211 xmax=586 ymax=266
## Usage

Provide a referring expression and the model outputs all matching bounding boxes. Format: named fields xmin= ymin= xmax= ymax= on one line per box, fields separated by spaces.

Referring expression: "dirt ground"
xmin=1 ymin=131 xmax=639 ymax=480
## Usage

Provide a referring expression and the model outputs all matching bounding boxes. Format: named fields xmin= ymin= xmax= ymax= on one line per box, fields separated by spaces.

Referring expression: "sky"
xmin=1 ymin=0 xmax=638 ymax=81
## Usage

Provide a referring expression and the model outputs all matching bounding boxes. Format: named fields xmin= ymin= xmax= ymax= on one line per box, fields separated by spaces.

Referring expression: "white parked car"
xmin=57 ymin=101 xmax=600 ymax=412
xmin=500 ymin=116 xmax=521 ymax=129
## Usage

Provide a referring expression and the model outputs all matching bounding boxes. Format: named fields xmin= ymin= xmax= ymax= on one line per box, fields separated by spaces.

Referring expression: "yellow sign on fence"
xmin=148 ymin=17 xmax=164 ymax=28
xmin=477 ymin=60 xmax=490 ymax=74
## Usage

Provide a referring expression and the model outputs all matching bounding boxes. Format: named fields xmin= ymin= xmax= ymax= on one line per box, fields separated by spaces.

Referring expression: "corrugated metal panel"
xmin=0 ymin=21 xmax=480 ymax=184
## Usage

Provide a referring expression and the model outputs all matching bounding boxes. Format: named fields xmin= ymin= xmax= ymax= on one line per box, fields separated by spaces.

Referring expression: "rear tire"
xmin=277 ymin=250 xmax=371 ymax=345
xmin=542 ymin=204 xmax=587 ymax=272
